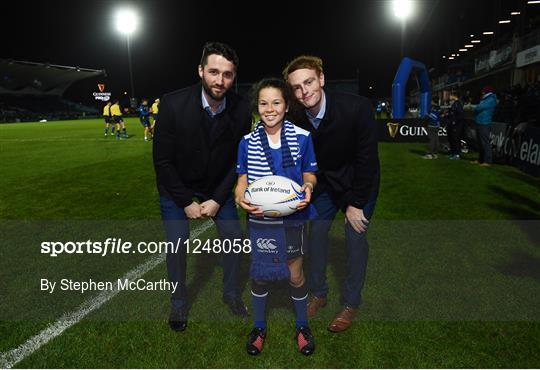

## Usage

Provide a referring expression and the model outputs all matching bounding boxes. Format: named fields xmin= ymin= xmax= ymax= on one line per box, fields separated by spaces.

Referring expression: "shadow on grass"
xmin=487 ymin=185 xmax=540 ymax=247
xmin=487 ymin=186 xmax=540 ymax=217
xmin=500 ymin=169 xmax=540 ymax=189
xmin=187 ymin=249 xmax=220 ymax=310
xmin=495 ymin=251 xmax=540 ymax=282
xmin=266 ymin=233 xmax=350 ymax=315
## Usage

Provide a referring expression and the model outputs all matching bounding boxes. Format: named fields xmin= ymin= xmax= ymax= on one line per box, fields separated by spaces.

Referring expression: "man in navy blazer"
xmin=153 ymin=42 xmax=252 ymax=331
xmin=284 ymin=55 xmax=380 ymax=332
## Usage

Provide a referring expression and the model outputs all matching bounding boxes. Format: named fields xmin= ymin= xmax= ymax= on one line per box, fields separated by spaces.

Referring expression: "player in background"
xmin=110 ymin=99 xmax=128 ymax=140
xmin=150 ymin=98 xmax=160 ymax=133
xmin=235 ymin=78 xmax=318 ymax=356
xmin=138 ymin=99 xmax=152 ymax=141
xmin=103 ymin=101 xmax=115 ymax=136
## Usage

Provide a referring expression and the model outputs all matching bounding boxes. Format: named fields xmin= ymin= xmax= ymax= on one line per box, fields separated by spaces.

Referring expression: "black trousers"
xmin=475 ymin=124 xmax=493 ymax=164
xmin=447 ymin=121 xmax=464 ymax=156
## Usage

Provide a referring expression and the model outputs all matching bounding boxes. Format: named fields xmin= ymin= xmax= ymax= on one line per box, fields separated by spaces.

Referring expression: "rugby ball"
xmin=244 ymin=175 xmax=305 ymax=217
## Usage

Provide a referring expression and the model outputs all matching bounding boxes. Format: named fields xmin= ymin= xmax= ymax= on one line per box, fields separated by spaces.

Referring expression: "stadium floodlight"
xmin=115 ymin=9 xmax=138 ymax=35
xmin=448 ymin=57 xmax=455 ymax=60
xmin=465 ymin=44 xmax=474 ymax=48
xmin=115 ymin=8 xmax=139 ymax=100
xmin=483 ymin=31 xmax=494 ymax=35
xmin=459 ymin=49 xmax=467 ymax=52
xmin=391 ymin=0 xmax=415 ymax=59
xmin=499 ymin=20 xmax=511 ymax=24
xmin=511 ymin=11 xmax=521 ymax=15
xmin=392 ymin=0 xmax=414 ymax=20
xmin=471 ymin=40 xmax=481 ymax=43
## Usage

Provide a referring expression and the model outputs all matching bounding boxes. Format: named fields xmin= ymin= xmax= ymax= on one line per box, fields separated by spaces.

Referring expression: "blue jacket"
xmin=475 ymin=93 xmax=497 ymax=125
xmin=138 ymin=104 xmax=150 ymax=117
xmin=426 ymin=107 xmax=441 ymax=128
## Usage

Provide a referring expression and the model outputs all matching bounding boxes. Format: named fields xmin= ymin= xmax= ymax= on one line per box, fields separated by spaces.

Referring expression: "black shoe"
xmin=169 ymin=307 xmax=188 ymax=332
xmin=223 ymin=296 xmax=249 ymax=317
xmin=296 ymin=326 xmax=315 ymax=356
xmin=246 ymin=327 xmax=266 ymax=355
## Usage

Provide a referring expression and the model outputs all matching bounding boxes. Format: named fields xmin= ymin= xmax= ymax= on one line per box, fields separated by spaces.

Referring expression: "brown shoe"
xmin=328 ymin=306 xmax=358 ymax=333
xmin=307 ymin=296 xmax=327 ymax=318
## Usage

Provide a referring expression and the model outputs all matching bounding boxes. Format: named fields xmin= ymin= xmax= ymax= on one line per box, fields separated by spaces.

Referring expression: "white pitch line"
xmin=0 ymin=220 xmax=213 ymax=369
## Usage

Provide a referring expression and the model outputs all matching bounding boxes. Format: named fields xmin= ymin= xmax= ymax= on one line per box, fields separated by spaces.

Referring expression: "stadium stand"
xmin=493 ymin=82 xmax=540 ymax=126
xmin=0 ymin=59 xmax=106 ymax=123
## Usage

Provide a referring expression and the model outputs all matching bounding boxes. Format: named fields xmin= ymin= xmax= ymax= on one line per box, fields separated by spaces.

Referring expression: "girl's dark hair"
xmin=250 ymin=78 xmax=302 ymax=118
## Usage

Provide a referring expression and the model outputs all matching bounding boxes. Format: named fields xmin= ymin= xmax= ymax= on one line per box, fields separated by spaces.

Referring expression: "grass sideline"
xmin=0 ymin=119 xmax=539 ymax=368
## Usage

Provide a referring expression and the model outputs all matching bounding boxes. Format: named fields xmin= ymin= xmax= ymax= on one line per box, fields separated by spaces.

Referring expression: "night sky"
xmin=3 ymin=0 xmax=535 ymax=102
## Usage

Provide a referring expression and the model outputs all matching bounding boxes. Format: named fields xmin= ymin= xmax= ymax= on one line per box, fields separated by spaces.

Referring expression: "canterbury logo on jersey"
xmin=256 ymin=238 xmax=278 ymax=250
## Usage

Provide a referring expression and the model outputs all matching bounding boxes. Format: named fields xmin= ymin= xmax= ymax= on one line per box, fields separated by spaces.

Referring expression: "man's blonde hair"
xmin=282 ymin=55 xmax=324 ymax=80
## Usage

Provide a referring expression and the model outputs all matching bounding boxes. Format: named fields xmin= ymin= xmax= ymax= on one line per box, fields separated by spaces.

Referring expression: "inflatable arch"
xmin=391 ymin=58 xmax=431 ymax=119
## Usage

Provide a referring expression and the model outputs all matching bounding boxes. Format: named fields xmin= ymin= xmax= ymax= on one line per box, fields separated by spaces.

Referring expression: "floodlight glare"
xmin=392 ymin=0 xmax=414 ymax=20
xmin=116 ymin=9 xmax=138 ymax=35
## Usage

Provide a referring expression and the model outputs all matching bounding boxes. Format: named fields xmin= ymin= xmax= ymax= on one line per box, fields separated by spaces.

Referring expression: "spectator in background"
xmin=422 ymin=98 xmax=441 ymax=160
xmin=473 ymin=85 xmax=497 ymax=167
xmin=521 ymin=83 xmax=539 ymax=126
xmin=493 ymin=92 xmax=515 ymax=125
xmin=445 ymin=92 xmax=465 ymax=160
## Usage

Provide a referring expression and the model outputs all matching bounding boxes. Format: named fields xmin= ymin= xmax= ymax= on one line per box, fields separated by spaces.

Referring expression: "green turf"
xmin=0 ymin=119 xmax=539 ymax=368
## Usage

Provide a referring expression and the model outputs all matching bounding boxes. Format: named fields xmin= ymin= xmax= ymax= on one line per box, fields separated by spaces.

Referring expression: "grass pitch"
xmin=0 ymin=118 xmax=539 ymax=368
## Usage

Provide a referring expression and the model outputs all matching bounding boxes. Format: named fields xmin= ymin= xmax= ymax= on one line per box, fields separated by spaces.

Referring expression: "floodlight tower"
xmin=392 ymin=0 xmax=414 ymax=59
xmin=116 ymin=9 xmax=138 ymax=100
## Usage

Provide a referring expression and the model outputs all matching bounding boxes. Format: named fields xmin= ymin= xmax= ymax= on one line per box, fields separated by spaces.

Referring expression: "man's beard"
xmin=202 ymin=79 xmax=226 ymax=101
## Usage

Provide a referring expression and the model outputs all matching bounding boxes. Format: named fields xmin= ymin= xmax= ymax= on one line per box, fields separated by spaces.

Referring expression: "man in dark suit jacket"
xmin=153 ymin=42 xmax=252 ymax=332
xmin=284 ymin=55 xmax=380 ymax=332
